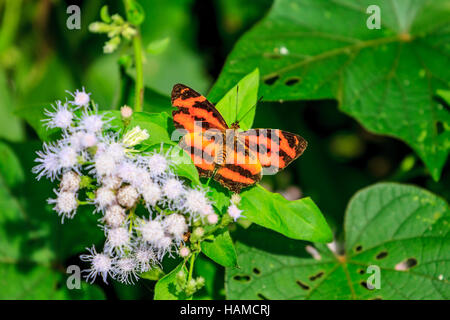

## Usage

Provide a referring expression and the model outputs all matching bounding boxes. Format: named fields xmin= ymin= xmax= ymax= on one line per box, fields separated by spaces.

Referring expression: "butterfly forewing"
xmin=171 ymin=84 xmax=228 ymax=132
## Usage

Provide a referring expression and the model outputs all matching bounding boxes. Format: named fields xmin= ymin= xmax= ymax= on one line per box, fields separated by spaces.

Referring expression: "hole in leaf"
xmin=233 ymin=275 xmax=251 ymax=283
xmin=355 ymin=245 xmax=363 ymax=252
xmin=376 ymin=251 xmax=388 ymax=260
xmin=285 ymin=77 xmax=301 ymax=86
xmin=436 ymin=121 xmax=444 ymax=134
xmin=358 ymin=269 xmax=365 ymax=275
xmin=309 ymin=271 xmax=324 ymax=281
xmin=395 ymin=258 xmax=418 ymax=271
xmin=369 ymin=296 xmax=383 ymax=300
xmin=360 ymin=281 xmax=371 ymax=290
xmin=252 ymin=268 xmax=261 ymax=275
xmin=263 ymin=53 xmax=281 ymax=59
xmin=257 ymin=293 xmax=269 ymax=300
xmin=264 ymin=75 xmax=280 ymax=86
xmin=296 ymin=280 xmax=310 ymax=290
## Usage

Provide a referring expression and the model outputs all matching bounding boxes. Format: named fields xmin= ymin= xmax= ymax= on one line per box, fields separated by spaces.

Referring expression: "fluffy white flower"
xmin=94 ymin=153 xmax=116 ymax=176
xmin=164 ymin=214 xmax=188 ymax=242
xmin=138 ymin=219 xmax=164 ymax=245
xmin=102 ymin=205 xmax=126 ymax=227
xmin=227 ymin=204 xmax=243 ymax=221
xmin=101 ymin=175 xmax=122 ymax=190
xmin=68 ymin=88 xmax=91 ymax=106
xmin=116 ymin=161 xmax=139 ymax=184
xmin=114 ymin=257 xmax=138 ymax=284
xmin=140 ymin=181 xmax=161 ymax=207
xmin=95 ymin=187 xmax=116 ymax=209
xmin=80 ymin=132 xmax=97 ymax=148
xmin=147 ymin=153 xmax=169 ymax=177
xmin=162 ymin=178 xmax=184 ymax=200
xmin=134 ymin=246 xmax=158 ymax=273
xmin=43 ymin=101 xmax=73 ymax=129
xmin=60 ymin=171 xmax=80 ymax=192
xmin=117 ymin=185 xmax=139 ymax=208
xmin=184 ymin=188 xmax=211 ymax=218
xmin=155 ymin=236 xmax=173 ymax=258
xmin=59 ymin=145 xmax=79 ymax=169
xmin=106 ymin=142 xmax=125 ymax=162
xmin=80 ymin=113 xmax=104 ymax=133
xmin=80 ymin=246 xmax=114 ymax=284
xmin=105 ymin=227 xmax=132 ymax=256
xmin=33 ymin=142 xmax=61 ymax=181
xmin=48 ymin=189 xmax=78 ymax=222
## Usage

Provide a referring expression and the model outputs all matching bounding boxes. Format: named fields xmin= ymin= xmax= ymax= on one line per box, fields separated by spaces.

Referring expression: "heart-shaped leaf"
xmin=227 ymin=183 xmax=449 ymax=299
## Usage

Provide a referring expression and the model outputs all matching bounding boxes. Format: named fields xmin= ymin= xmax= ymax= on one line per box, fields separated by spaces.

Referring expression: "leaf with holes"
xmin=227 ymin=183 xmax=450 ymax=299
xmin=209 ymin=0 xmax=450 ymax=181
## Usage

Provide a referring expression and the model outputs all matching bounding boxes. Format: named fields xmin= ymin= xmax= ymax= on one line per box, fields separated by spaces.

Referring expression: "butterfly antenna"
xmin=235 ymin=85 xmax=239 ymax=123
xmin=237 ymin=95 xmax=264 ymax=124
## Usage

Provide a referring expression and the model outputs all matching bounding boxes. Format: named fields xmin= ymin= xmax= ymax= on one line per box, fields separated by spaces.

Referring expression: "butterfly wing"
xmin=238 ymin=129 xmax=307 ymax=174
xmin=178 ymin=131 xmax=220 ymax=178
xmin=171 ymin=84 xmax=228 ymax=133
xmin=214 ymin=134 xmax=262 ymax=193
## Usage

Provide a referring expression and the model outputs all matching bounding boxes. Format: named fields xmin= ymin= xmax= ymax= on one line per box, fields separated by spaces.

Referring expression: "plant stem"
xmin=123 ymin=0 xmax=144 ymax=112
xmin=132 ymin=32 xmax=144 ymax=112
xmin=187 ymin=252 xmax=196 ymax=282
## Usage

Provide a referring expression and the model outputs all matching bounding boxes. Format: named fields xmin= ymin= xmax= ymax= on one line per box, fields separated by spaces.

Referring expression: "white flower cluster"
xmin=33 ymin=89 xmax=238 ymax=285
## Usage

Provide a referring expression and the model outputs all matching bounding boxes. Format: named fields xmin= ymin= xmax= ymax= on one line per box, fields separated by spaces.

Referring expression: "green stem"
xmin=123 ymin=0 xmax=144 ymax=112
xmin=132 ymin=32 xmax=144 ymax=112
xmin=187 ymin=252 xmax=196 ymax=282
xmin=0 ymin=0 xmax=22 ymax=53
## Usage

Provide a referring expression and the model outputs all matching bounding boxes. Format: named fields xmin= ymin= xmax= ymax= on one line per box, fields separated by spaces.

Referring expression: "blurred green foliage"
xmin=0 ymin=0 xmax=448 ymax=300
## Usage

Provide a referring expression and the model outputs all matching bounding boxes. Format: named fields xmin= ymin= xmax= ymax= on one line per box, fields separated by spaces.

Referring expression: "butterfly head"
xmin=230 ymin=121 xmax=240 ymax=130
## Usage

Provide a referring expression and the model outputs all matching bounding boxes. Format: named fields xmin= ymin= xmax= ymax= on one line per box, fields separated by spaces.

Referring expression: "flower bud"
xmin=122 ymin=126 xmax=149 ymax=147
xmin=179 ymin=247 xmax=190 ymax=258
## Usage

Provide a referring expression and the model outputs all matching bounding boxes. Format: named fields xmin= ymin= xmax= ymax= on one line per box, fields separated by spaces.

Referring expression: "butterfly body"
xmin=171 ymin=84 xmax=307 ymax=193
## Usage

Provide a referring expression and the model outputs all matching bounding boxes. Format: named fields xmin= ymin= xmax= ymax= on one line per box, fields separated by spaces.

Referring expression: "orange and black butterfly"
xmin=171 ymin=83 xmax=307 ymax=193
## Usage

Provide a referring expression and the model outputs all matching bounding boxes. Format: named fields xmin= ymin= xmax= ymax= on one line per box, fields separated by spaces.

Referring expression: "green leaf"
xmin=125 ymin=0 xmax=145 ymax=25
xmin=201 ymin=229 xmax=238 ymax=268
xmin=100 ymin=5 xmax=111 ymax=23
xmin=437 ymin=89 xmax=450 ymax=105
xmin=209 ymin=0 xmax=450 ymax=180
xmin=0 ymin=71 xmax=24 ymax=142
xmin=213 ymin=68 xmax=259 ymax=130
xmin=147 ymin=37 xmax=171 ymax=55
xmin=109 ymin=110 xmax=172 ymax=146
xmin=240 ymin=185 xmax=332 ymax=243
xmin=154 ymin=262 xmax=189 ymax=300
xmin=227 ymin=183 xmax=450 ymax=299
xmin=140 ymin=267 xmax=165 ymax=281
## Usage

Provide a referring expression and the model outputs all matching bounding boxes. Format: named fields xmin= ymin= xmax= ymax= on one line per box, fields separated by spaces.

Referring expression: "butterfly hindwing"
xmin=239 ymin=129 xmax=307 ymax=174
xmin=171 ymin=84 xmax=228 ymax=133
xmin=215 ymin=137 xmax=262 ymax=192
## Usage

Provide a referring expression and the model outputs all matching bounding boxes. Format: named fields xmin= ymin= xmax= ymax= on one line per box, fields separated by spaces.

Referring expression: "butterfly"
xmin=171 ymin=83 xmax=307 ymax=193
